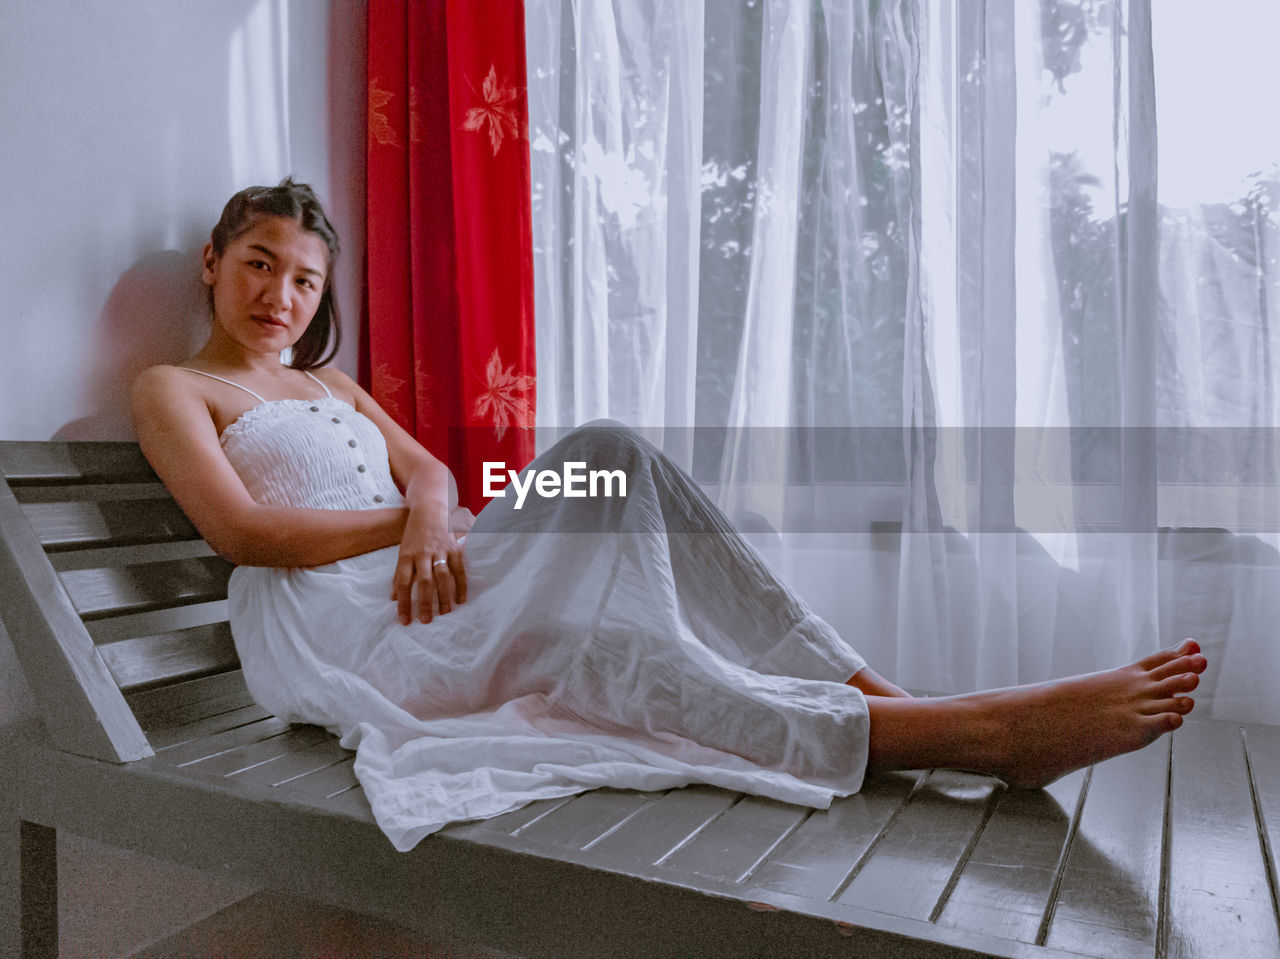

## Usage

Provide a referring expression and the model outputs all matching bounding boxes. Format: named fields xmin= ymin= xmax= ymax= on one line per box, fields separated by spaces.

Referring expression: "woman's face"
xmin=202 ymin=215 xmax=329 ymax=355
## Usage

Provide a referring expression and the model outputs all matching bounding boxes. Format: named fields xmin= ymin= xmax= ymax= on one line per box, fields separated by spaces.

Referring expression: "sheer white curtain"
xmin=526 ymin=0 xmax=1280 ymax=723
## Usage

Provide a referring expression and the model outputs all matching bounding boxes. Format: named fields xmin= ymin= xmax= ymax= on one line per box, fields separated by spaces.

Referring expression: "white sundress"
xmin=190 ymin=369 xmax=871 ymax=851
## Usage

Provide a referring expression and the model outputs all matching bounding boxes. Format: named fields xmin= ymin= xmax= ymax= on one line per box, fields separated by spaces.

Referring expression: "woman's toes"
xmin=1143 ymin=639 xmax=1201 ymax=670
xmin=1139 ymin=646 xmax=1182 ymax=670
xmin=1147 ymin=711 xmax=1184 ymax=733
xmin=1152 ymin=672 xmax=1200 ymax=697
xmin=1149 ymin=656 xmax=1205 ymax=682
xmin=1141 ymin=696 xmax=1196 ymax=716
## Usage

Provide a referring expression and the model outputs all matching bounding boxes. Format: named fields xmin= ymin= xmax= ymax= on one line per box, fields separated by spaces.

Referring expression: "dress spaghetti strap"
xmin=302 ymin=370 xmax=334 ymax=398
xmin=177 ymin=368 xmax=334 ymax=404
xmin=177 ymin=368 xmax=268 ymax=404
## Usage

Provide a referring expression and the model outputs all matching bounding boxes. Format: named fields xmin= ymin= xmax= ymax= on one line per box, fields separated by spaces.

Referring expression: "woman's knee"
xmin=549 ymin=420 xmax=653 ymax=471
xmin=578 ymin=419 xmax=645 ymax=447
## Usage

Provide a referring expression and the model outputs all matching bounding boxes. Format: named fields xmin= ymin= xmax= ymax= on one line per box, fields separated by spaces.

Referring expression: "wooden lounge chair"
xmin=3 ymin=439 xmax=1279 ymax=957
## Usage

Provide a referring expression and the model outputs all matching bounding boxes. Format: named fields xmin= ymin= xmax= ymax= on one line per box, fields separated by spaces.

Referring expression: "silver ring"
xmin=432 ymin=558 xmax=448 ymax=569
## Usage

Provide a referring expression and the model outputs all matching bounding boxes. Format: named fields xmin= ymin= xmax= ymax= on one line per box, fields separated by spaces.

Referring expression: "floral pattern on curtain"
xmin=365 ymin=0 xmax=536 ymax=510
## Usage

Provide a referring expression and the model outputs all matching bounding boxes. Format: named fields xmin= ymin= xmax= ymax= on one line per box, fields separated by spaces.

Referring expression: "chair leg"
xmin=19 ymin=821 xmax=56 ymax=959
xmin=0 ymin=816 xmax=15 ymax=959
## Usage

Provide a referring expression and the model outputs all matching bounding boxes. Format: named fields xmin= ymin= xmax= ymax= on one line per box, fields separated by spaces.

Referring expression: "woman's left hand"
xmin=392 ymin=507 xmax=466 ymax=625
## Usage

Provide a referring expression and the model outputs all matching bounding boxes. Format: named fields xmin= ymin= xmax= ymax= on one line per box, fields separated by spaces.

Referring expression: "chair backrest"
xmin=0 ymin=441 xmax=240 ymax=762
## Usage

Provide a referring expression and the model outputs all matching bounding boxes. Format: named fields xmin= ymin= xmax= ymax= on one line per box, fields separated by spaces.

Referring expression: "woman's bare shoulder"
xmin=131 ymin=365 xmax=217 ymax=435
xmin=309 ymin=366 xmax=364 ymax=404
xmin=132 ymin=363 xmax=199 ymax=399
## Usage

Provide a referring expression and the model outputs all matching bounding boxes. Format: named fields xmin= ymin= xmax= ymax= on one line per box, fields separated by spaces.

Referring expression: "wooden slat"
xmin=59 ymin=555 xmax=233 ymax=620
xmin=12 ymin=481 xmax=168 ymax=504
xmin=0 ymin=440 xmax=156 ymax=484
xmin=180 ymin=724 xmax=335 ymax=778
xmin=98 ymin=622 xmax=239 ymax=691
xmin=154 ymin=716 xmax=292 ymax=767
xmin=141 ymin=683 xmax=256 ymax=736
xmin=746 ymin=770 xmax=923 ymax=901
xmin=124 ymin=669 xmax=251 ymax=731
xmin=661 ymin=795 xmax=809 ymax=884
xmin=1165 ymin=721 xmax=1280 ymax=958
xmin=508 ymin=789 xmax=657 ymax=850
xmin=317 ymin=785 xmax=374 ymax=820
xmin=145 ymin=703 xmax=273 ymax=751
xmin=0 ymin=475 xmax=152 ymax=762
xmin=1242 ymin=723 xmax=1280 ymax=928
xmin=582 ymin=785 xmax=741 ymax=868
xmin=276 ymin=755 xmax=360 ymax=800
xmin=232 ymin=738 xmax=354 ymax=788
xmin=1043 ymin=737 xmax=1167 ymax=956
xmin=835 ymin=770 xmax=1002 ymax=921
xmin=87 ymin=600 xmax=229 ymax=645
xmin=50 ymin=539 xmax=215 ymax=573
xmin=482 ymin=796 xmax=577 ymax=836
xmin=21 ymin=498 xmax=198 ymax=551
xmin=936 ymin=768 xmax=1088 ymax=944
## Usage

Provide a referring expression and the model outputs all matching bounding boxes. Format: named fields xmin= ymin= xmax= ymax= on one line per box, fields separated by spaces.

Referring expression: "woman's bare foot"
xmin=864 ymin=639 xmax=1207 ymax=788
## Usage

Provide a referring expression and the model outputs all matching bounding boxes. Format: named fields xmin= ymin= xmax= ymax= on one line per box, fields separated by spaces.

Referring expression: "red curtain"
xmin=363 ymin=0 xmax=536 ymax=511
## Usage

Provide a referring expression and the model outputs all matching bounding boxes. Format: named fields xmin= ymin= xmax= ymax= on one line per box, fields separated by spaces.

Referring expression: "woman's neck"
xmin=188 ymin=329 xmax=290 ymax=377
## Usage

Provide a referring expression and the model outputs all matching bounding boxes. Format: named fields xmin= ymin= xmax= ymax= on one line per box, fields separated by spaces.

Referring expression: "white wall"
xmin=0 ymin=0 xmax=365 ymax=440
xmin=0 ymin=0 xmax=366 ymax=727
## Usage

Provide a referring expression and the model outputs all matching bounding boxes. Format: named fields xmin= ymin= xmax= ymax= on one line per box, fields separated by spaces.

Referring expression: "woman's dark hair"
xmin=209 ymin=177 xmax=341 ymax=370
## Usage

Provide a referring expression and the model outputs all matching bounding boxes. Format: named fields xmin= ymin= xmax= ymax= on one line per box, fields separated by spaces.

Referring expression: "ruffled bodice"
xmin=220 ymin=398 xmax=406 ymax=512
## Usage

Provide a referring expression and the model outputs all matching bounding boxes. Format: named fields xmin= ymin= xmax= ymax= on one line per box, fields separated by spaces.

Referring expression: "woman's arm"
xmin=132 ymin=366 xmax=409 ymax=568
xmin=315 ymin=369 xmax=468 ymax=625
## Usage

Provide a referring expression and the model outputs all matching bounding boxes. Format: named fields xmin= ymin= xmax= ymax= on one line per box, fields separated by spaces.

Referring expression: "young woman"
xmin=133 ymin=180 xmax=1207 ymax=851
